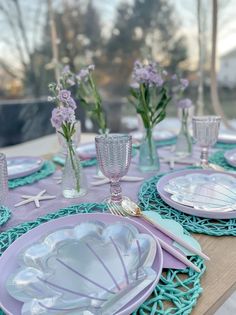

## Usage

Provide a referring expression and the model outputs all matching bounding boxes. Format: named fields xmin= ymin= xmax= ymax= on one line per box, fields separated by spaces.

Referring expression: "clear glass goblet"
xmin=192 ymin=116 xmax=221 ymax=166
xmin=95 ymin=134 xmax=132 ymax=204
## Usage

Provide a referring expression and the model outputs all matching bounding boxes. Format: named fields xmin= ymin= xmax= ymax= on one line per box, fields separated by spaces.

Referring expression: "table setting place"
xmin=1 ymin=61 xmax=236 ymax=315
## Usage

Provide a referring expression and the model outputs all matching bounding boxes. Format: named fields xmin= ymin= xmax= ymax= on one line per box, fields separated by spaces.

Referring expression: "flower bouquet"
xmin=129 ymin=60 xmax=171 ymax=171
xmin=172 ymin=76 xmax=194 ymax=155
xmin=59 ymin=65 xmax=108 ymax=135
xmin=49 ymin=84 xmax=87 ymax=198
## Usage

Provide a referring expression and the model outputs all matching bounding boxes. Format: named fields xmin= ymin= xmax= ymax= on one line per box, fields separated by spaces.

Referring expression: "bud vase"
xmin=139 ymin=128 xmax=160 ymax=172
xmin=62 ymin=142 xmax=87 ymax=198
xmin=175 ymin=107 xmax=193 ymax=156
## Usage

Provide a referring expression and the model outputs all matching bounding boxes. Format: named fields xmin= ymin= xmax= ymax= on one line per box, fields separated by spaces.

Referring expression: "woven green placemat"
xmin=209 ymin=150 xmax=235 ymax=171
xmin=53 ymin=155 xmax=97 ymax=167
xmin=0 ymin=203 xmax=205 ymax=315
xmin=8 ymin=161 xmax=55 ymax=189
xmin=0 ymin=206 xmax=11 ymax=227
xmin=139 ymin=172 xmax=236 ymax=236
xmin=214 ymin=142 xmax=236 ymax=150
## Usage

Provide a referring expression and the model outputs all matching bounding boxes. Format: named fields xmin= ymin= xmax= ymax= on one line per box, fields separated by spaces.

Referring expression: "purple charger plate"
xmin=7 ymin=156 xmax=44 ymax=180
xmin=224 ymin=149 xmax=236 ymax=168
xmin=0 ymin=213 xmax=163 ymax=315
xmin=157 ymin=169 xmax=236 ymax=219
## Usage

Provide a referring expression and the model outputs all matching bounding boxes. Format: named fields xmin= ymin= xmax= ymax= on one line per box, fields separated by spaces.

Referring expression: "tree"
xmin=103 ymin=0 xmax=187 ymax=95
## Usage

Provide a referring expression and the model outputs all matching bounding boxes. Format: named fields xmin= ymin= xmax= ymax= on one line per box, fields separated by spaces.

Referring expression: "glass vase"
xmin=62 ymin=141 xmax=87 ymax=198
xmin=175 ymin=107 xmax=193 ymax=156
xmin=139 ymin=128 xmax=160 ymax=172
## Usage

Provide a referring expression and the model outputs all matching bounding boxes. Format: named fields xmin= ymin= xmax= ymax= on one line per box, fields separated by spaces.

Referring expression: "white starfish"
xmin=14 ymin=189 xmax=56 ymax=208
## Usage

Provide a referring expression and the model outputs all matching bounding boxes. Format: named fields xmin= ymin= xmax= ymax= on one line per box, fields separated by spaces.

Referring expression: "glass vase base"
xmin=139 ymin=164 xmax=159 ymax=172
xmin=62 ymin=188 xmax=87 ymax=199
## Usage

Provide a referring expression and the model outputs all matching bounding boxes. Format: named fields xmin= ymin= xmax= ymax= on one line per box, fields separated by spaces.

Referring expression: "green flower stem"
xmin=181 ymin=108 xmax=192 ymax=153
xmin=88 ymin=74 xmax=107 ymax=133
xmin=140 ymin=84 xmax=151 ymax=129
xmin=146 ymin=128 xmax=154 ymax=164
xmin=67 ymin=141 xmax=81 ymax=192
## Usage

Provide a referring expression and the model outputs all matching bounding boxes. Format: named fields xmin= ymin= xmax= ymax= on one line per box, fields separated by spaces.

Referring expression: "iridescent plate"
xmin=224 ymin=149 xmax=236 ymax=168
xmin=131 ymin=130 xmax=176 ymax=143
xmin=7 ymin=157 xmax=44 ymax=179
xmin=0 ymin=213 xmax=163 ymax=315
xmin=218 ymin=132 xmax=236 ymax=144
xmin=76 ymin=143 xmax=96 ymax=160
xmin=157 ymin=169 xmax=236 ymax=219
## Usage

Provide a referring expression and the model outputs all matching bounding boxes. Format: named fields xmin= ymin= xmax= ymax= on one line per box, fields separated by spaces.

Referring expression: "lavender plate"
xmin=157 ymin=169 xmax=236 ymax=219
xmin=76 ymin=143 xmax=96 ymax=160
xmin=7 ymin=157 xmax=44 ymax=180
xmin=0 ymin=213 xmax=163 ymax=315
xmin=224 ymin=149 xmax=236 ymax=168
xmin=218 ymin=132 xmax=236 ymax=144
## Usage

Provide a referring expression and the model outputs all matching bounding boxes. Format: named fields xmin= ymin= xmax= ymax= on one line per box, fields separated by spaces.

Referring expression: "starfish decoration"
xmin=160 ymin=155 xmax=197 ymax=169
xmin=14 ymin=189 xmax=56 ymax=208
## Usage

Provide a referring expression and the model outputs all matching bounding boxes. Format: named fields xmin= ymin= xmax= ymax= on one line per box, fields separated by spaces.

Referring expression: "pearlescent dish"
xmin=76 ymin=143 xmax=96 ymax=160
xmin=164 ymin=172 xmax=236 ymax=212
xmin=3 ymin=214 xmax=161 ymax=315
xmin=157 ymin=169 xmax=236 ymax=219
xmin=218 ymin=132 xmax=236 ymax=144
xmin=224 ymin=149 xmax=236 ymax=168
xmin=7 ymin=157 xmax=44 ymax=179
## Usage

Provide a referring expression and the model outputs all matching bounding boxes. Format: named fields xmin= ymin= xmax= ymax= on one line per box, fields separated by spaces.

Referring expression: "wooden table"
xmin=192 ymin=233 xmax=236 ymax=315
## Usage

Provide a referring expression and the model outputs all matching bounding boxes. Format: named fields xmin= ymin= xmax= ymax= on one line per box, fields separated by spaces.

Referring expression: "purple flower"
xmin=131 ymin=60 xmax=163 ymax=87
xmin=177 ymin=98 xmax=193 ymax=109
xmin=76 ymin=69 xmax=89 ymax=82
xmin=171 ymin=74 xmax=177 ymax=81
xmin=88 ymin=64 xmax=95 ymax=71
xmin=66 ymin=97 xmax=77 ymax=110
xmin=58 ymin=89 xmax=71 ymax=102
xmin=51 ymin=106 xmax=75 ymax=130
xmin=130 ymin=82 xmax=140 ymax=89
xmin=66 ymin=78 xmax=75 ymax=86
xmin=180 ymin=78 xmax=189 ymax=90
xmin=62 ymin=65 xmax=70 ymax=74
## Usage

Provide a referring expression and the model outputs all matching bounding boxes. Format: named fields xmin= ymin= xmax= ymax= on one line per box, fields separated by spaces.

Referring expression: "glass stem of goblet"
xmin=200 ymin=147 xmax=209 ymax=166
xmin=110 ymin=179 xmax=122 ymax=203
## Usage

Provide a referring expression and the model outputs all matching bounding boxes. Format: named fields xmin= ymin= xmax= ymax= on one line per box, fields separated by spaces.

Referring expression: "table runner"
xmin=0 ymin=203 xmax=205 ymax=315
xmin=139 ymin=172 xmax=236 ymax=236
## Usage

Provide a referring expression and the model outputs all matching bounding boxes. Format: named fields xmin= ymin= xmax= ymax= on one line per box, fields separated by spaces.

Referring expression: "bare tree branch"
xmin=210 ymin=0 xmax=234 ymax=129
xmin=0 ymin=2 xmax=28 ymax=70
xmin=0 ymin=59 xmax=23 ymax=79
xmin=11 ymin=0 xmax=31 ymax=58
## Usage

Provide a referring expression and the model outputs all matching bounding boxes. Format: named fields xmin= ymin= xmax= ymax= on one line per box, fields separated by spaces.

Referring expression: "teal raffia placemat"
xmin=53 ymin=155 xmax=97 ymax=167
xmin=209 ymin=150 xmax=235 ymax=171
xmin=0 ymin=203 xmax=205 ymax=315
xmin=139 ymin=172 xmax=236 ymax=236
xmin=8 ymin=161 xmax=56 ymax=189
xmin=214 ymin=142 xmax=236 ymax=150
xmin=0 ymin=206 xmax=11 ymax=227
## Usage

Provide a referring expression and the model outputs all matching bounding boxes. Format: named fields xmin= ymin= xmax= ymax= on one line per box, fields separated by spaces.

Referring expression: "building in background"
xmin=218 ymin=49 xmax=236 ymax=88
